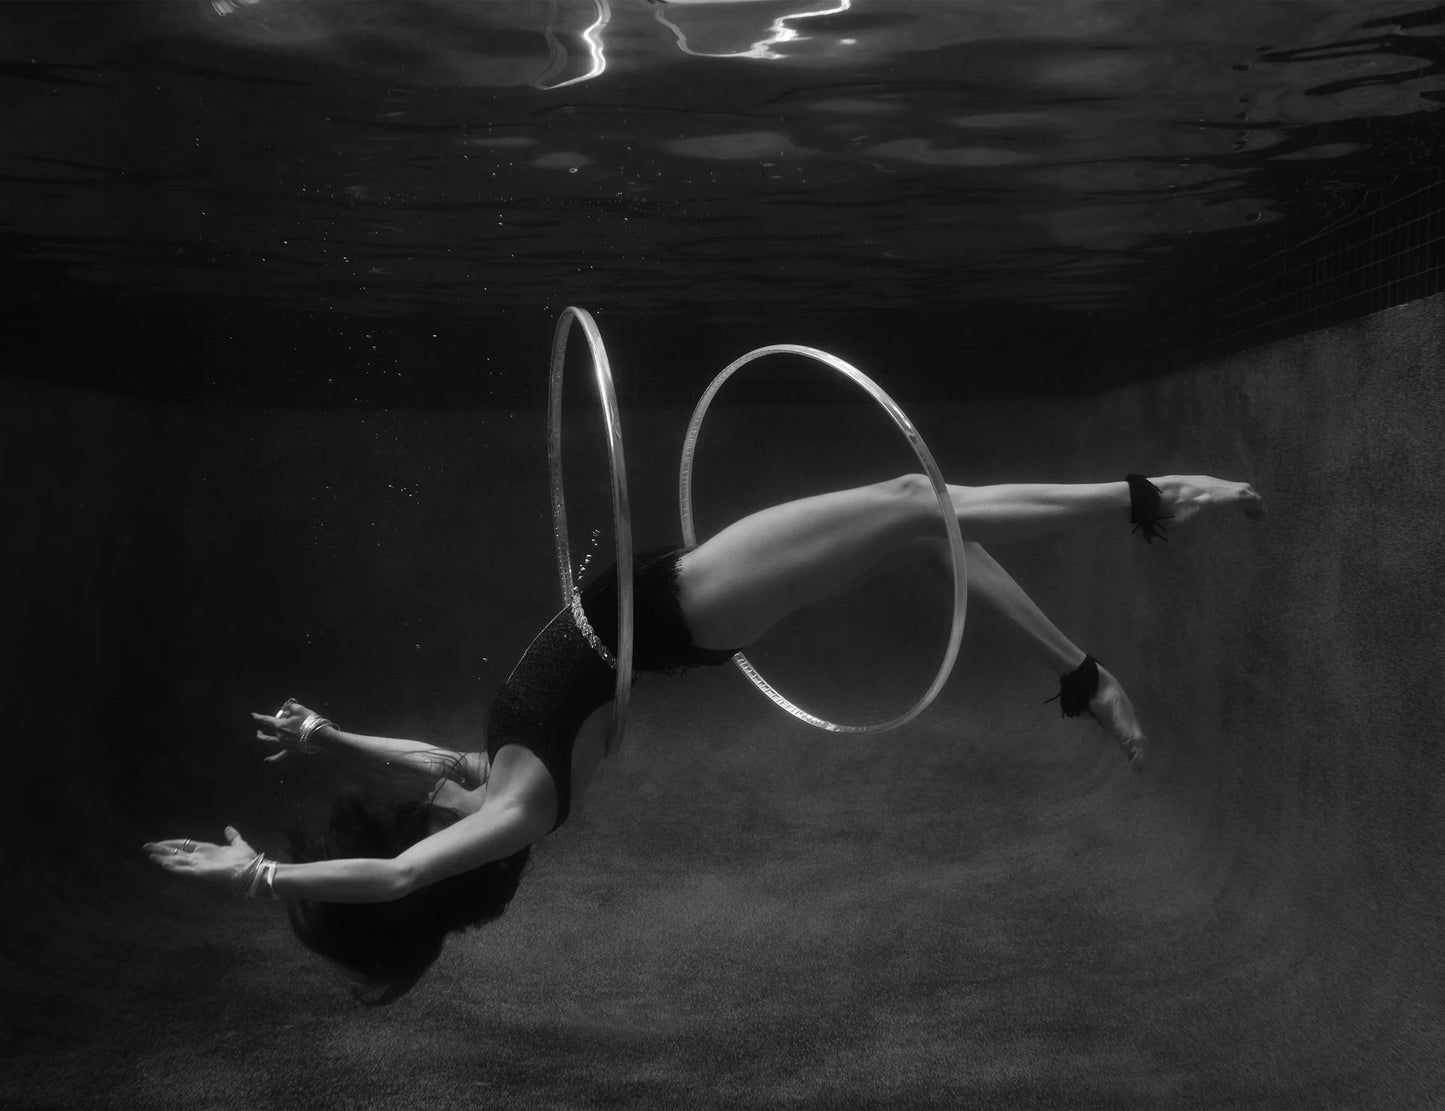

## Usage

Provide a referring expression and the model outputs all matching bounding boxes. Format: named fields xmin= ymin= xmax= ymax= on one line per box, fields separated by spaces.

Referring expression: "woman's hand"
xmin=251 ymin=697 xmax=319 ymax=763
xmin=143 ymin=826 xmax=258 ymax=887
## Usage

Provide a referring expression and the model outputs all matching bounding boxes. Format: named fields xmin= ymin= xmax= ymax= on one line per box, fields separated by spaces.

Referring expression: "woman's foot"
xmin=1089 ymin=664 xmax=1146 ymax=772
xmin=1155 ymin=475 xmax=1266 ymax=526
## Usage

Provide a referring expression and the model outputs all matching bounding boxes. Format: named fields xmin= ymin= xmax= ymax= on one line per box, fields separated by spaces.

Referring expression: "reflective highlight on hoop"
xmin=679 ymin=345 xmax=967 ymax=734
xmin=548 ymin=307 xmax=634 ymax=753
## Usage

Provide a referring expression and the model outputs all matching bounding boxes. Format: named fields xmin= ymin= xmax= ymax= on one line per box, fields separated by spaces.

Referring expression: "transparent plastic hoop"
xmin=547 ymin=307 xmax=633 ymax=754
xmin=679 ymin=345 xmax=968 ymax=734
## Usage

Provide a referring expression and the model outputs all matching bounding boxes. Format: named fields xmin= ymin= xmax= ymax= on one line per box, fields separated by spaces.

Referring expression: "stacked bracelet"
xmin=233 ymin=852 xmax=277 ymax=900
xmin=297 ymin=714 xmax=335 ymax=755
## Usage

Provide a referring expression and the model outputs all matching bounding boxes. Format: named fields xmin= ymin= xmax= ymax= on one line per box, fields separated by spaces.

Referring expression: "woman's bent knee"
xmin=887 ymin=472 xmax=933 ymax=502
xmin=888 ymin=473 xmax=961 ymax=533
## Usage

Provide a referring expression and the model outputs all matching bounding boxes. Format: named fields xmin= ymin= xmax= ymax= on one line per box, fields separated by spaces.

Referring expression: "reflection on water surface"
xmin=2 ymin=1 xmax=1441 ymax=400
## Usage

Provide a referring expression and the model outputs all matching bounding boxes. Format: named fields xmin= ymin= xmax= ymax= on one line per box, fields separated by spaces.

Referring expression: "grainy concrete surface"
xmin=2 ymin=295 xmax=1441 ymax=1107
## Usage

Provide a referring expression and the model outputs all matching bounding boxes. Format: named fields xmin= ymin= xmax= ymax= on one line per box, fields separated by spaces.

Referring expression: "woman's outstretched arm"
xmin=145 ymin=826 xmax=410 ymax=903
xmin=145 ymin=795 xmax=544 ymax=903
xmin=272 ymin=854 xmax=410 ymax=903
xmin=268 ymin=793 xmax=542 ymax=901
xmin=314 ymin=724 xmax=487 ymax=784
xmin=253 ymin=702 xmax=488 ymax=785
xmin=394 ymin=798 xmax=548 ymax=890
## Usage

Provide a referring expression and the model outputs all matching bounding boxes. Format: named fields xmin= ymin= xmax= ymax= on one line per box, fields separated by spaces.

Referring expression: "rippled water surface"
xmin=5 ymin=9 xmax=1445 ymax=1109
xmin=3 ymin=0 xmax=1442 ymax=398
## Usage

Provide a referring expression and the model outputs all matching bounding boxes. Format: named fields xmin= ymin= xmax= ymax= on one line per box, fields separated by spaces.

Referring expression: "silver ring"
xmin=182 ymin=839 xmax=195 ymax=852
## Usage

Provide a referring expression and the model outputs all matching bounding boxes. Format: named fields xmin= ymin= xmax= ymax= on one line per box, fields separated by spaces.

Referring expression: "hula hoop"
xmin=547 ymin=307 xmax=634 ymax=754
xmin=679 ymin=345 xmax=968 ymax=734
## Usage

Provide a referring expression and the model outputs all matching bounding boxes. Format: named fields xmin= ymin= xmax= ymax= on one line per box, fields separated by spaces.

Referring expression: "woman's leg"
xmin=795 ymin=533 xmax=1146 ymax=764
xmin=679 ymin=471 xmax=1261 ymax=649
xmin=913 ymin=537 xmax=1145 ymax=767
xmin=677 ymin=470 xmax=1260 ymax=769
xmin=931 ymin=538 xmax=1087 ymax=673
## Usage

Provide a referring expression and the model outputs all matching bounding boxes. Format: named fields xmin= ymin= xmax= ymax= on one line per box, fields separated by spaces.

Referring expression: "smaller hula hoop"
xmin=547 ymin=307 xmax=634 ymax=754
xmin=679 ymin=345 xmax=968 ymax=735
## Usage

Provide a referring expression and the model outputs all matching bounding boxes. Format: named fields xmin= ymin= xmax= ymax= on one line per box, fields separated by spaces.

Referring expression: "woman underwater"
xmin=146 ymin=471 xmax=1264 ymax=1002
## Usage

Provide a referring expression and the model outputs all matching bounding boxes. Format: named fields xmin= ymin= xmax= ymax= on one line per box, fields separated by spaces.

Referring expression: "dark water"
xmin=2 ymin=0 xmax=1442 ymax=401
xmin=3 ymin=3 xmax=1445 ymax=1108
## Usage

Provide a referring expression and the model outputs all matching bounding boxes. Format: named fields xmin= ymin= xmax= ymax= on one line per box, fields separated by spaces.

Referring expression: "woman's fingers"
xmin=254 ymin=729 xmax=290 ymax=763
xmin=145 ymin=838 xmax=195 ymax=852
xmin=224 ymin=826 xmax=254 ymax=854
xmin=143 ymin=838 xmax=209 ymax=871
xmin=252 ymin=713 xmax=293 ymax=738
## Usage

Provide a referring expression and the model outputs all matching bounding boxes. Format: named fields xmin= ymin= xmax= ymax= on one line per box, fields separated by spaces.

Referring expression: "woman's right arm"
xmin=252 ymin=704 xmax=487 ymax=785
xmin=313 ymin=724 xmax=483 ymax=782
xmin=148 ymin=813 xmax=533 ymax=904
xmin=253 ymin=799 xmax=545 ymax=902
xmin=271 ymin=855 xmax=409 ymax=903
xmin=394 ymin=797 xmax=549 ymax=892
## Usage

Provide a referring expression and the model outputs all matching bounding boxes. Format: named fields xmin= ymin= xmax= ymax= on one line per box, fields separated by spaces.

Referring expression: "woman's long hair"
xmin=284 ymin=755 xmax=530 ymax=1005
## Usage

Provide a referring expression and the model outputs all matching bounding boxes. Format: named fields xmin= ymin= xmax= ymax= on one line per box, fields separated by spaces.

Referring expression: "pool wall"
xmin=2 ymin=292 xmax=1441 ymax=1105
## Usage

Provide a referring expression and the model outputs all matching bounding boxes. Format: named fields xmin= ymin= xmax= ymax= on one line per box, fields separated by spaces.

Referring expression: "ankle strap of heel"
xmin=1044 ymin=655 xmax=1100 ymax=718
xmin=1125 ymin=473 xmax=1172 ymax=544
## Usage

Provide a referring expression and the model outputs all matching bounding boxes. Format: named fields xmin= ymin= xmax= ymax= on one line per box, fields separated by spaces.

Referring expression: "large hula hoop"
xmin=679 ymin=345 xmax=968 ymax=734
xmin=547 ymin=307 xmax=634 ymax=754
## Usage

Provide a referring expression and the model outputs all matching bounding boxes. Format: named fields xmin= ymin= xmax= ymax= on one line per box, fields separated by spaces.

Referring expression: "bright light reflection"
xmin=534 ymin=0 xmax=611 ymax=91
xmin=654 ymin=0 xmax=853 ymax=60
xmin=207 ymin=0 xmax=853 ymax=89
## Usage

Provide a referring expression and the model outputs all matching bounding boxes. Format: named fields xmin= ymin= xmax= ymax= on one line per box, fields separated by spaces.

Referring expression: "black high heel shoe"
xmin=1044 ymin=655 xmax=1100 ymax=717
xmin=1125 ymin=473 xmax=1172 ymax=543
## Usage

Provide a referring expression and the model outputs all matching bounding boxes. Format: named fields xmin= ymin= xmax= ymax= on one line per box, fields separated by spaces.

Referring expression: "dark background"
xmin=3 ymin=2 xmax=1445 ymax=1107
xmin=4 ymin=295 xmax=1444 ymax=1106
xmin=3 ymin=0 xmax=1443 ymax=407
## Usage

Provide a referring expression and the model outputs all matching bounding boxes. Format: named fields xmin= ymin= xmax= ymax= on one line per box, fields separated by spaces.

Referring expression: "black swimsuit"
xmin=484 ymin=546 xmax=739 ymax=830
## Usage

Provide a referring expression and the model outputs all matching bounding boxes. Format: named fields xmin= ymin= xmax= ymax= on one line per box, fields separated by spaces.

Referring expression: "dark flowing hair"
xmin=284 ymin=757 xmax=531 ymax=1006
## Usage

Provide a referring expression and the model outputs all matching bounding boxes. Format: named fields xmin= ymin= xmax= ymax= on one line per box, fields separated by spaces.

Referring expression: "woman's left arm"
xmin=144 ymin=827 xmax=409 ymax=903
xmin=253 ymin=703 xmax=480 ymax=784
xmin=145 ymin=793 xmax=547 ymax=904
